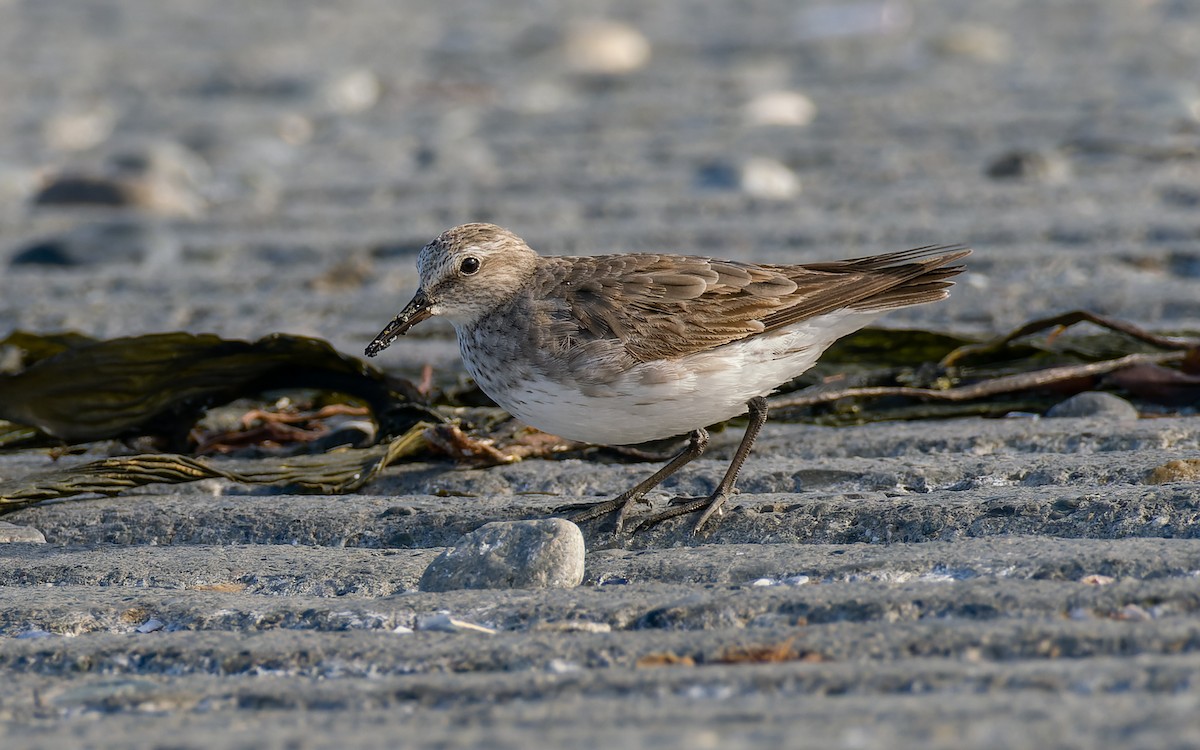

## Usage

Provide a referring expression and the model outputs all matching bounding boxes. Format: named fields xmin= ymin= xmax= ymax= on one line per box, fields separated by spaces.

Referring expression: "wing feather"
xmin=527 ymin=245 xmax=969 ymax=380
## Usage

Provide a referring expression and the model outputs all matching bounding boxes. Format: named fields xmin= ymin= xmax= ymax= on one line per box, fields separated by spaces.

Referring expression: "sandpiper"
xmin=366 ymin=223 xmax=968 ymax=533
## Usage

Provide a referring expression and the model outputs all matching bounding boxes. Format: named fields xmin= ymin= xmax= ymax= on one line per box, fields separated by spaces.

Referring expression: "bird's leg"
xmin=560 ymin=428 xmax=709 ymax=533
xmin=634 ymin=396 xmax=769 ymax=535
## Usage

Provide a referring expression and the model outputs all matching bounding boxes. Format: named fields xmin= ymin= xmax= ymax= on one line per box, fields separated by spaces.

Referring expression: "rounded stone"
xmin=0 ymin=522 xmax=46 ymax=544
xmin=563 ymin=21 xmax=651 ymax=76
xmin=321 ymin=68 xmax=381 ymax=114
xmin=744 ymin=91 xmax=817 ymax=127
xmin=418 ymin=519 xmax=585 ymax=592
xmin=986 ymin=149 xmax=1071 ymax=183
xmin=1045 ymin=392 xmax=1139 ymax=421
xmin=740 ymin=158 xmax=801 ymax=200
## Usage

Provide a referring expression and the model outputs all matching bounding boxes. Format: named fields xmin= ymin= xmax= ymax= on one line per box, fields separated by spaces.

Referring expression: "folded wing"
xmin=529 ymin=245 xmax=970 ymax=375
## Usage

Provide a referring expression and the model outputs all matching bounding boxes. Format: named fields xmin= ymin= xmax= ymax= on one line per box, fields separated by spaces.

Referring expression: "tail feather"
xmin=847 ymin=248 xmax=969 ymax=312
xmin=806 ymin=244 xmax=970 ymax=274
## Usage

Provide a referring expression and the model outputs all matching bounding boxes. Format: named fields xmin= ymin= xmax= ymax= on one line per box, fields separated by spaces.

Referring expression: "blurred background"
xmin=1 ymin=0 xmax=1198 ymax=358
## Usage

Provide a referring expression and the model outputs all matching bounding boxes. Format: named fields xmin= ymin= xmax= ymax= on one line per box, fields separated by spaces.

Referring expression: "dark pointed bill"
xmin=364 ymin=290 xmax=433 ymax=357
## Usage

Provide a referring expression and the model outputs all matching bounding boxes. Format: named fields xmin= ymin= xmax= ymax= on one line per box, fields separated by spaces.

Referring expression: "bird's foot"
xmin=556 ymin=495 xmax=647 ymax=533
xmin=633 ymin=491 xmax=732 ymax=535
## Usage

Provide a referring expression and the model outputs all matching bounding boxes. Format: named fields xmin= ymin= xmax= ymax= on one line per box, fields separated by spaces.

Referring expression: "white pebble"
xmin=324 ymin=68 xmax=381 ymax=113
xmin=546 ymin=659 xmax=582 ymax=674
xmin=744 ymin=91 xmax=817 ymax=127
xmin=741 ymin=158 xmax=801 ymax=200
xmin=416 ymin=613 xmax=497 ymax=634
xmin=564 ymin=21 xmax=651 ymax=76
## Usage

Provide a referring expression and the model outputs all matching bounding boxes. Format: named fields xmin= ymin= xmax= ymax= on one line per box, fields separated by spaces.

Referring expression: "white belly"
xmin=459 ymin=310 xmax=881 ymax=445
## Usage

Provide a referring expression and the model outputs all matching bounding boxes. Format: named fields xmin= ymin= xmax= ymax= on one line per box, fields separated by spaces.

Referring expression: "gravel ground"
xmin=2 ymin=0 xmax=1200 ymax=748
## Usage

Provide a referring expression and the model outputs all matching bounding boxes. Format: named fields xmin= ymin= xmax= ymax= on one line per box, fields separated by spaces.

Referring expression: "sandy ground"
xmin=2 ymin=0 xmax=1200 ymax=748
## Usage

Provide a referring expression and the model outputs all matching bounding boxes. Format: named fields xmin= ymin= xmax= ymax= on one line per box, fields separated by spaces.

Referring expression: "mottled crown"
xmin=416 ymin=223 xmax=541 ymax=327
xmin=416 ymin=223 xmax=531 ymax=282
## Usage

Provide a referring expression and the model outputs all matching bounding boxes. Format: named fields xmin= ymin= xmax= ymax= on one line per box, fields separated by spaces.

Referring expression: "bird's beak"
xmin=365 ymin=289 xmax=433 ymax=357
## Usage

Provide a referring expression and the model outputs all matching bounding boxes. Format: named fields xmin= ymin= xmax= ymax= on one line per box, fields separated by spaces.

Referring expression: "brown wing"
xmin=527 ymin=245 xmax=969 ymax=377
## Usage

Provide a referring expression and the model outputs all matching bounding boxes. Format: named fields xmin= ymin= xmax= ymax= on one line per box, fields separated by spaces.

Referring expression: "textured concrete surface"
xmin=2 ymin=0 xmax=1200 ymax=748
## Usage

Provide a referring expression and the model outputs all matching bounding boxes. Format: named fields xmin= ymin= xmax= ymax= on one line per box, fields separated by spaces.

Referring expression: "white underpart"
xmin=461 ymin=309 xmax=883 ymax=445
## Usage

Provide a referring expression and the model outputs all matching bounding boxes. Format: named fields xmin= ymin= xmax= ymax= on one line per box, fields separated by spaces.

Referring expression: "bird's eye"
xmin=459 ymin=256 xmax=481 ymax=275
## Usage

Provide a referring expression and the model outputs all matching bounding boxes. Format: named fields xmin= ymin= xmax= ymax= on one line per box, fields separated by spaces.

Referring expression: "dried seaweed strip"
xmin=941 ymin=310 xmax=1200 ymax=367
xmin=0 ymin=454 xmax=240 ymax=509
xmin=0 ymin=423 xmax=431 ymax=515
xmin=229 ymin=422 xmax=432 ymax=492
xmin=772 ymin=351 xmax=1187 ymax=411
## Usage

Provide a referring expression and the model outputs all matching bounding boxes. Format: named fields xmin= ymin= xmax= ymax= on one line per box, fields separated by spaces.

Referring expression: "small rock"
xmin=135 ymin=618 xmax=165 ymax=633
xmin=419 ymin=519 xmax=585 ymax=592
xmin=32 ymin=172 xmax=203 ymax=216
xmin=415 ymin=614 xmax=496 ymax=634
xmin=0 ymin=522 xmax=46 ymax=544
xmin=695 ymin=161 xmax=740 ymax=191
xmin=741 ymin=158 xmax=801 ymax=200
xmin=33 ymin=142 xmax=208 ymax=217
xmin=9 ymin=219 xmax=180 ymax=268
xmin=1045 ymin=392 xmax=1138 ymax=421
xmin=111 ymin=141 xmax=210 ymax=185
xmin=744 ymin=91 xmax=817 ymax=127
xmin=563 ymin=21 xmax=651 ymax=76
xmin=32 ymin=175 xmax=143 ymax=208
xmin=1079 ymin=574 xmax=1115 ymax=586
xmin=546 ymin=659 xmax=582 ymax=674
xmin=1114 ymin=603 xmax=1153 ymax=622
xmin=1146 ymin=459 xmax=1200 ymax=485
xmin=322 ymin=68 xmax=381 ymax=114
xmin=986 ymin=149 xmax=1071 ymax=183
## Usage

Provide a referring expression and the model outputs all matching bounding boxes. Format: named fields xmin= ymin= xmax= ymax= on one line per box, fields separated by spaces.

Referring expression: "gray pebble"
xmin=986 ymin=149 xmax=1071 ymax=182
xmin=419 ymin=519 xmax=585 ymax=592
xmin=1045 ymin=392 xmax=1139 ymax=421
xmin=32 ymin=142 xmax=207 ymax=217
xmin=0 ymin=522 xmax=46 ymax=544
